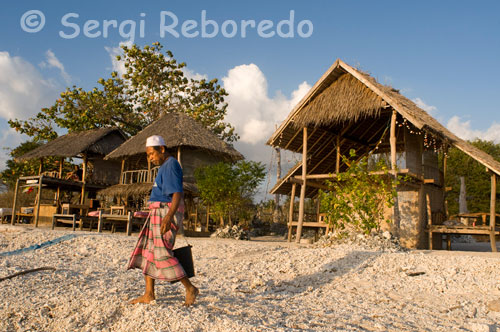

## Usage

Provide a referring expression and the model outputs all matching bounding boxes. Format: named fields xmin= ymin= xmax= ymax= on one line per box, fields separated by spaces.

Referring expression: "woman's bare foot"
xmin=128 ymin=293 xmax=155 ymax=304
xmin=183 ymin=286 xmax=199 ymax=307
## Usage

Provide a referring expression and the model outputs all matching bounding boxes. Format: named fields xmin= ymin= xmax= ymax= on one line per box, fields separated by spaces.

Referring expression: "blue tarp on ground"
xmin=0 ymin=234 xmax=78 ymax=257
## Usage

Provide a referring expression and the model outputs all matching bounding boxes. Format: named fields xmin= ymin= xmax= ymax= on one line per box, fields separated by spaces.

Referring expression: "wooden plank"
xmin=490 ymin=173 xmax=497 ymax=252
xmin=288 ymin=221 xmax=329 ymax=228
xmin=296 ymin=127 xmax=307 ymax=243
xmin=288 ymin=183 xmax=297 ymax=242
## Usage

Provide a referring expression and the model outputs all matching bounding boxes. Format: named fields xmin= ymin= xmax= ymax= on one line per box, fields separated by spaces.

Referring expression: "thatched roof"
xmin=268 ymin=59 xmax=500 ymax=177
xmin=17 ymin=128 xmax=127 ymax=161
xmin=98 ymin=181 xmax=198 ymax=199
xmin=105 ymin=112 xmax=243 ymax=162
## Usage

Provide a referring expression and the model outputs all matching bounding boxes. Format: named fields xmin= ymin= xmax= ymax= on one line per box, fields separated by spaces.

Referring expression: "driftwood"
xmin=0 ymin=267 xmax=56 ymax=282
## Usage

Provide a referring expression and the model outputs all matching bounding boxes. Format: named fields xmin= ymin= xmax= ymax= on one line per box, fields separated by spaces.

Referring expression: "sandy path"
xmin=1 ymin=225 xmax=499 ymax=332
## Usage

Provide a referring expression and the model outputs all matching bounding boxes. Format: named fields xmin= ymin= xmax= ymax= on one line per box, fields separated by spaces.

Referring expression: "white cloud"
xmin=40 ymin=50 xmax=71 ymax=84
xmin=104 ymin=41 xmax=133 ymax=77
xmin=221 ymin=63 xmax=309 ymax=202
xmin=0 ymin=51 xmax=58 ymax=121
xmin=183 ymin=68 xmax=208 ymax=81
xmin=447 ymin=116 xmax=500 ymax=143
xmin=413 ymin=97 xmax=437 ymax=114
xmin=223 ymin=63 xmax=310 ymax=145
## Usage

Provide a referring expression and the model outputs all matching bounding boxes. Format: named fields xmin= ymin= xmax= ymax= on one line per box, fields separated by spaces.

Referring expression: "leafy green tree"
xmin=118 ymin=42 xmax=237 ymax=142
xmin=5 ymin=42 xmax=238 ymax=185
xmin=320 ymin=150 xmax=395 ymax=234
xmin=195 ymin=161 xmax=266 ymax=223
xmin=445 ymin=139 xmax=500 ymax=215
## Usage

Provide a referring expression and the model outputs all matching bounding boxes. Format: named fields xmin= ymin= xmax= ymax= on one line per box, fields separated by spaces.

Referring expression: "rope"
xmin=0 ymin=233 xmax=78 ymax=257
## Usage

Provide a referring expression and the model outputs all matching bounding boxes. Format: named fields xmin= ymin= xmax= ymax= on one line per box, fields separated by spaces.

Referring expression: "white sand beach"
xmin=1 ymin=225 xmax=499 ymax=332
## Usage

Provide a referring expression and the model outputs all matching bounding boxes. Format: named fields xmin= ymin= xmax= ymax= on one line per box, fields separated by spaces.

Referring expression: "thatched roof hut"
xmin=268 ymin=59 xmax=500 ymax=176
xmin=105 ymin=112 xmax=242 ymax=162
xmin=17 ymin=128 xmax=127 ymax=161
xmin=101 ymin=112 xmax=243 ymax=202
xmin=268 ymin=59 xmax=500 ymax=250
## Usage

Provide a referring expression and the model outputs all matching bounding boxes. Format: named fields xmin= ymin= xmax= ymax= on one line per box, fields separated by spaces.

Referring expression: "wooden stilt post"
xmin=288 ymin=183 xmax=297 ymax=242
xmin=11 ymin=178 xmax=20 ymax=225
xmin=56 ymin=157 xmax=64 ymax=210
xmin=34 ymin=176 xmax=43 ymax=227
xmin=296 ymin=127 xmax=308 ymax=243
xmin=121 ymin=159 xmax=125 ymax=184
xmin=79 ymin=154 xmax=88 ymax=231
xmin=177 ymin=146 xmax=182 ymax=168
xmin=390 ymin=110 xmax=399 ymax=233
xmin=206 ymin=205 xmax=210 ymax=231
xmin=336 ymin=135 xmax=340 ymax=174
xmin=443 ymin=146 xmax=449 ymax=219
xmin=97 ymin=210 xmax=103 ymax=233
xmin=38 ymin=158 xmax=44 ymax=175
xmin=126 ymin=211 xmax=132 ymax=236
xmin=490 ymin=172 xmax=497 ymax=252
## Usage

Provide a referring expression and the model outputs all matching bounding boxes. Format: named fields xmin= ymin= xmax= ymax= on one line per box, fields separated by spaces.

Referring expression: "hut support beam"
xmin=177 ymin=146 xmax=182 ymax=168
xmin=287 ymin=183 xmax=297 ymax=242
xmin=34 ymin=176 xmax=43 ymax=227
xmin=121 ymin=159 xmax=125 ymax=184
xmin=80 ymin=154 xmax=88 ymax=230
xmin=296 ymin=127 xmax=307 ymax=243
xmin=390 ymin=110 xmax=400 ymax=233
xmin=11 ymin=178 xmax=20 ymax=225
xmin=490 ymin=172 xmax=497 ymax=252
xmin=38 ymin=158 xmax=44 ymax=175
xmin=336 ymin=135 xmax=340 ymax=174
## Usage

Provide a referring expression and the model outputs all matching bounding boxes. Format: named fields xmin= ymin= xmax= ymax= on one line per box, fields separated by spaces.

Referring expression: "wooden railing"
xmin=120 ymin=167 xmax=159 ymax=184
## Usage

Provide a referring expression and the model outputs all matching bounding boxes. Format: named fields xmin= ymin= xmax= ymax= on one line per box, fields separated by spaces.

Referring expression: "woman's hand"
xmin=161 ymin=215 xmax=172 ymax=235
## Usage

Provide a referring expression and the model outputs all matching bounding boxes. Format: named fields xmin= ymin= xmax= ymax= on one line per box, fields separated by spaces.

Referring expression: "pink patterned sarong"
xmin=127 ymin=202 xmax=186 ymax=281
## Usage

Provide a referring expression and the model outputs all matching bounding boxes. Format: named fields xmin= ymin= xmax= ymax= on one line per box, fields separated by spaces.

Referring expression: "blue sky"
xmin=1 ymin=1 xmax=499 ymax=198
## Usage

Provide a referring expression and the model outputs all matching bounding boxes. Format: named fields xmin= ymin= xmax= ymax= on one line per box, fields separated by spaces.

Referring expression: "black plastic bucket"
xmin=170 ymin=245 xmax=195 ymax=283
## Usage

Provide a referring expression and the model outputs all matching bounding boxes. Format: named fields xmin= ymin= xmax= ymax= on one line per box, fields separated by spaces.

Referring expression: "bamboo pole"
xmin=296 ymin=127 xmax=308 ymax=243
xmin=80 ymin=154 xmax=88 ymax=231
xmin=120 ymin=159 xmax=125 ymax=184
xmin=38 ymin=158 xmax=44 ymax=175
xmin=490 ymin=173 xmax=497 ymax=252
xmin=11 ymin=178 xmax=20 ymax=225
xmin=206 ymin=205 xmax=210 ymax=231
xmin=443 ymin=146 xmax=449 ymax=218
xmin=390 ymin=110 xmax=399 ymax=233
xmin=177 ymin=146 xmax=182 ymax=168
xmin=288 ymin=183 xmax=297 ymax=242
xmin=336 ymin=135 xmax=340 ymax=174
xmin=34 ymin=176 xmax=43 ymax=227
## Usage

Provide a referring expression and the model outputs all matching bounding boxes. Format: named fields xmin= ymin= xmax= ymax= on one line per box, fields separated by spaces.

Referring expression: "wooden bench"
xmin=426 ymin=194 xmax=499 ymax=251
xmin=51 ymin=214 xmax=98 ymax=231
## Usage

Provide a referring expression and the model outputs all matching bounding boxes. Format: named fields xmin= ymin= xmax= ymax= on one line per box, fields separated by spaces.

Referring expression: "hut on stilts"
xmin=11 ymin=128 xmax=126 ymax=227
xmin=268 ymin=59 xmax=500 ymax=250
xmin=102 ymin=112 xmax=243 ymax=233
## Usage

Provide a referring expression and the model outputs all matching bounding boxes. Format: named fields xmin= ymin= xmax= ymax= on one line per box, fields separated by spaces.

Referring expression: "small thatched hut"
xmin=12 ymin=128 xmax=127 ymax=226
xmin=268 ymin=59 xmax=500 ymax=250
xmin=102 ymin=112 xmax=243 ymax=229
